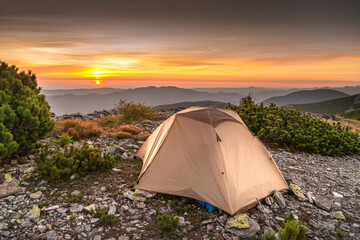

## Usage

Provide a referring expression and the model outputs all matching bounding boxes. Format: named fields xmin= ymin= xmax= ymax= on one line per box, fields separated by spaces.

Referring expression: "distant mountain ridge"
xmin=152 ymin=100 xmax=228 ymax=111
xmin=287 ymin=94 xmax=360 ymax=115
xmin=262 ymin=89 xmax=349 ymax=106
xmin=46 ymin=86 xmax=243 ymax=115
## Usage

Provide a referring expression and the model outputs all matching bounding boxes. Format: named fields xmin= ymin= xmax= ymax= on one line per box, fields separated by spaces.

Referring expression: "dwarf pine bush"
xmin=0 ymin=61 xmax=54 ymax=162
xmin=228 ymin=96 xmax=360 ymax=156
xmin=114 ymin=100 xmax=156 ymax=123
xmin=157 ymin=213 xmax=179 ymax=233
xmin=36 ymin=142 xmax=118 ymax=181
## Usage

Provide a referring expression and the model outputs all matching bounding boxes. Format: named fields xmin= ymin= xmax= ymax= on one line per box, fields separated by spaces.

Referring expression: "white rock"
xmin=332 ymin=192 xmax=344 ymax=198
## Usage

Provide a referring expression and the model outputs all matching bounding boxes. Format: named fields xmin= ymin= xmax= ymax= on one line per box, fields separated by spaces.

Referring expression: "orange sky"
xmin=1 ymin=0 xmax=359 ymax=89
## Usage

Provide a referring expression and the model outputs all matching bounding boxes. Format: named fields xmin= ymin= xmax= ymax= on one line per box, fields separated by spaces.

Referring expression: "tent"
xmin=135 ymin=107 xmax=288 ymax=215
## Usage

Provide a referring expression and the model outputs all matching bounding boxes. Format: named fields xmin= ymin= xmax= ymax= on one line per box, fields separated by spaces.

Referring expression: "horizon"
xmin=1 ymin=0 xmax=360 ymax=89
xmin=41 ymin=84 xmax=360 ymax=91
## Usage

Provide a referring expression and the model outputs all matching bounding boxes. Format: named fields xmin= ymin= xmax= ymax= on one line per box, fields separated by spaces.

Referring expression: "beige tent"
xmin=135 ymin=107 xmax=288 ymax=215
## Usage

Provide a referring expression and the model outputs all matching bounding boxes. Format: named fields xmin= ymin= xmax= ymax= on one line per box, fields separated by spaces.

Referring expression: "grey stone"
xmin=177 ymin=216 xmax=186 ymax=227
xmin=225 ymin=217 xmax=260 ymax=238
xmin=108 ymin=205 xmax=116 ymax=215
xmin=0 ymin=182 xmax=25 ymax=198
xmin=70 ymin=204 xmax=84 ymax=213
xmin=315 ymin=196 xmax=332 ymax=211
xmin=71 ymin=190 xmax=81 ymax=197
xmin=272 ymin=190 xmax=286 ymax=208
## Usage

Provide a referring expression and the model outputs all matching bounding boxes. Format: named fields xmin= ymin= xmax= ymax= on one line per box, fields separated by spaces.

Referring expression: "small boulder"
xmin=332 ymin=192 xmax=344 ymax=199
xmin=0 ymin=182 xmax=25 ymax=198
xmin=26 ymin=205 xmax=40 ymax=219
xmin=289 ymin=183 xmax=307 ymax=201
xmin=70 ymin=204 xmax=84 ymax=213
xmin=30 ymin=191 xmax=43 ymax=199
xmin=225 ymin=214 xmax=260 ymax=238
xmin=273 ymin=190 xmax=286 ymax=208
xmin=71 ymin=190 xmax=81 ymax=197
xmin=315 ymin=196 xmax=332 ymax=211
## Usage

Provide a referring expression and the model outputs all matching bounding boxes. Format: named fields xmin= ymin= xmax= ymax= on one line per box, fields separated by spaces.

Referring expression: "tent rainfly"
xmin=135 ymin=107 xmax=288 ymax=215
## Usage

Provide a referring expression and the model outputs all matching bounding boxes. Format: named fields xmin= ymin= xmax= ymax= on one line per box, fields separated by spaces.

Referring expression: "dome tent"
xmin=135 ymin=107 xmax=288 ymax=215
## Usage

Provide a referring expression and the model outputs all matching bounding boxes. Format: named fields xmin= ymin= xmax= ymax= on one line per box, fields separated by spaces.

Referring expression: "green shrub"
xmin=334 ymin=228 xmax=347 ymax=240
xmin=36 ymin=142 xmax=118 ymax=181
xmin=227 ymin=96 xmax=360 ymax=156
xmin=157 ymin=213 xmax=179 ymax=233
xmin=0 ymin=61 xmax=54 ymax=162
xmin=113 ymin=100 xmax=156 ymax=123
xmin=264 ymin=232 xmax=276 ymax=240
xmin=278 ymin=213 xmax=307 ymax=240
xmin=55 ymin=133 xmax=73 ymax=147
xmin=342 ymin=110 xmax=360 ymax=121
xmin=100 ymin=214 xmax=118 ymax=225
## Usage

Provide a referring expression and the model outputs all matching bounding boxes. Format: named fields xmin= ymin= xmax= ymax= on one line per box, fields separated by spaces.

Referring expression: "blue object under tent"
xmin=195 ymin=199 xmax=218 ymax=212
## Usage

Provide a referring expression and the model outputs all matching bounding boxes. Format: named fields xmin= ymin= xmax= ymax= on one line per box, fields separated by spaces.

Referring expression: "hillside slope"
xmin=288 ymin=94 xmax=360 ymax=114
xmin=262 ymin=89 xmax=349 ymax=106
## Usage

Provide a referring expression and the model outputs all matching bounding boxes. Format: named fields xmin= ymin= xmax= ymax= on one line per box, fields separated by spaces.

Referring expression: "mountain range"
xmin=262 ymin=89 xmax=349 ymax=106
xmin=43 ymin=85 xmax=360 ymax=115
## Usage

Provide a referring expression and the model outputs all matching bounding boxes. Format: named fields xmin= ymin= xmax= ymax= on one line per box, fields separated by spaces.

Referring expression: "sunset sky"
xmin=1 ymin=0 xmax=360 ymax=89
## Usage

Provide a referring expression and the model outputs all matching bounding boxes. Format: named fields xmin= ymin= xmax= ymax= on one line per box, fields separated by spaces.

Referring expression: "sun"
xmin=95 ymin=80 xmax=101 ymax=85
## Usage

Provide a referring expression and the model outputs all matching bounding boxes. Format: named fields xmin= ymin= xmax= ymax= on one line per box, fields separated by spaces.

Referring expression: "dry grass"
xmin=137 ymin=132 xmax=150 ymax=141
xmin=324 ymin=119 xmax=360 ymax=134
xmin=114 ymin=132 xmax=133 ymax=139
xmin=54 ymin=120 xmax=144 ymax=140
xmin=116 ymin=125 xmax=142 ymax=135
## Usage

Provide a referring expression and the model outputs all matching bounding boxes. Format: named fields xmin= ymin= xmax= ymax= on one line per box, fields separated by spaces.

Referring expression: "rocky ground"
xmin=0 ymin=112 xmax=359 ymax=240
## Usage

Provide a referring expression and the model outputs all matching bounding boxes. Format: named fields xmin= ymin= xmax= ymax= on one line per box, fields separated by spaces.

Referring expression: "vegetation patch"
xmin=0 ymin=61 xmax=54 ymax=163
xmin=157 ymin=213 xmax=179 ymax=233
xmin=228 ymin=96 xmax=360 ymax=156
xmin=264 ymin=213 xmax=306 ymax=240
xmin=342 ymin=109 xmax=360 ymax=121
xmin=36 ymin=142 xmax=119 ymax=181
xmin=104 ymin=99 xmax=158 ymax=123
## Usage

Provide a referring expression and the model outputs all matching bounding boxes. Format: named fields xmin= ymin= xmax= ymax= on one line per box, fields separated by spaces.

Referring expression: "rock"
xmin=38 ymin=224 xmax=47 ymax=233
xmin=333 ymin=211 xmax=346 ymax=220
xmin=108 ymin=205 xmax=116 ymax=215
xmin=30 ymin=191 xmax=43 ymax=199
xmin=57 ymin=208 xmax=68 ymax=214
xmin=0 ymin=222 xmax=8 ymax=230
xmin=4 ymin=173 xmax=17 ymax=183
xmin=289 ymin=183 xmax=307 ymax=201
xmin=118 ymin=235 xmax=129 ymax=240
xmin=273 ymin=190 xmax=286 ymax=208
xmin=226 ymin=214 xmax=250 ymax=229
xmin=71 ymin=190 xmax=81 ymax=197
xmin=333 ymin=192 xmax=344 ymax=198
xmin=257 ymin=202 xmax=272 ymax=214
xmin=134 ymin=189 xmax=156 ymax=198
xmin=91 ymin=218 xmax=100 ymax=223
xmin=136 ymin=203 xmax=146 ymax=209
xmin=315 ymin=196 xmax=332 ymax=211
xmin=84 ymin=204 xmax=97 ymax=212
xmin=225 ymin=214 xmax=260 ymax=238
xmin=21 ymin=219 xmax=31 ymax=228
xmin=100 ymin=186 xmax=107 ymax=192
xmin=46 ymin=230 xmax=57 ymax=240
xmin=43 ymin=205 xmax=59 ymax=211
xmin=112 ymin=168 xmax=121 ymax=172
xmin=177 ymin=216 xmax=186 ymax=227
xmin=93 ymin=235 xmax=102 ymax=240
xmin=26 ymin=205 xmax=41 ymax=219
xmin=23 ymin=167 xmax=35 ymax=174
xmin=0 ymin=182 xmax=25 ymax=198
xmin=306 ymin=192 xmax=316 ymax=203
xmin=264 ymin=196 xmax=274 ymax=206
xmin=123 ymin=190 xmax=146 ymax=201
xmin=70 ymin=204 xmax=84 ymax=213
